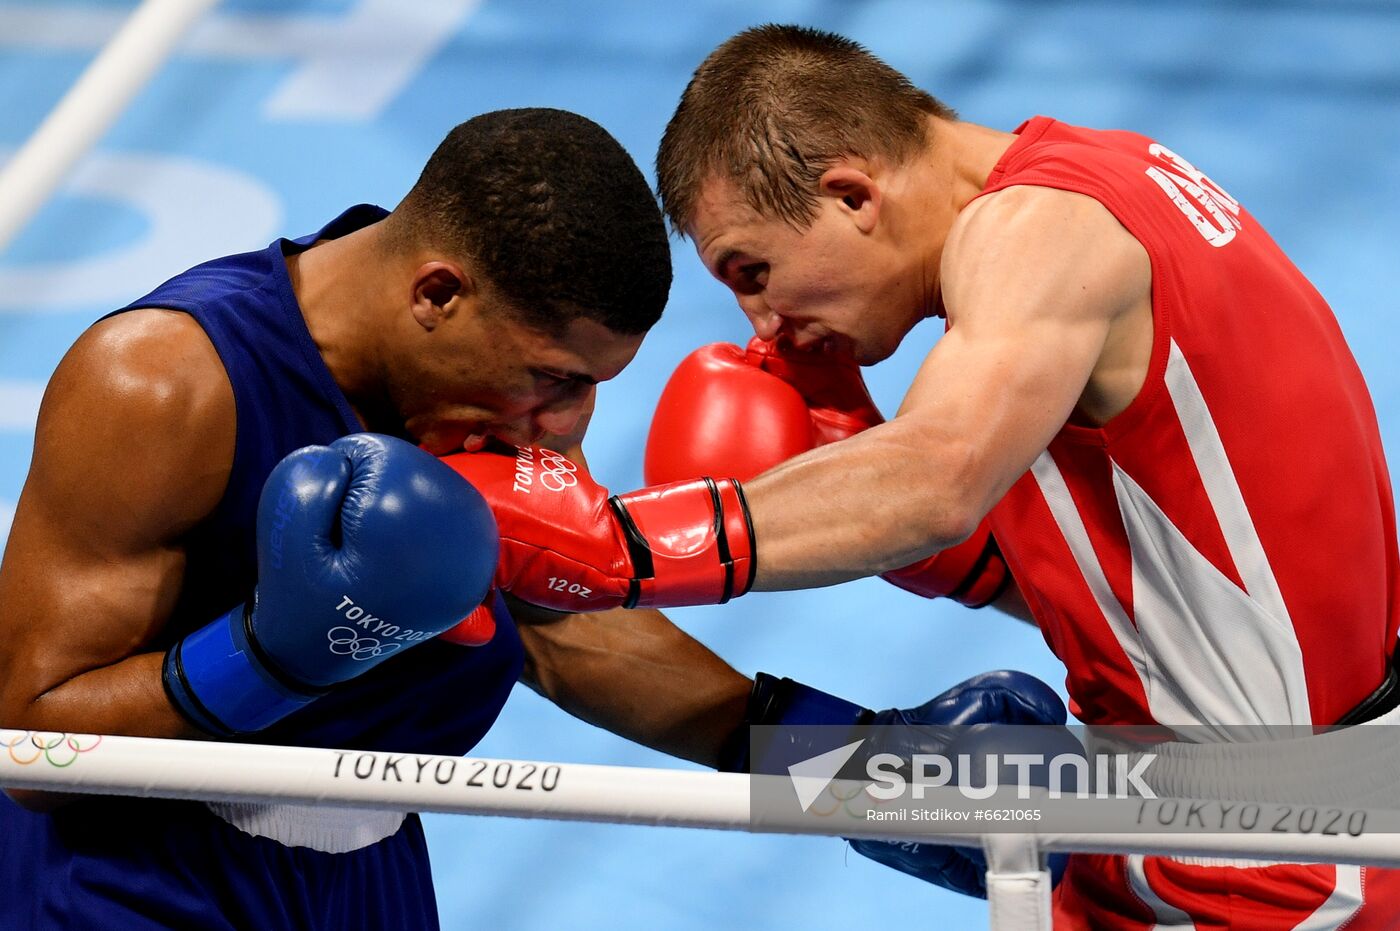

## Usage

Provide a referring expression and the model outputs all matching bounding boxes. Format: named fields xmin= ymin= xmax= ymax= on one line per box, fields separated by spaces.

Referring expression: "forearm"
xmin=745 ymin=420 xmax=978 ymax=591
xmin=514 ymin=600 xmax=750 ymax=767
xmin=4 ymin=650 xmax=198 ymax=739
xmin=2 ymin=651 xmax=200 ymax=811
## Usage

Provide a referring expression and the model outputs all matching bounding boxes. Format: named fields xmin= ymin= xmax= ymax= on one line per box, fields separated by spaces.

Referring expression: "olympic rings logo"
xmin=3 ymin=731 xmax=102 ymax=767
xmin=537 ymin=452 xmax=578 ymax=492
xmin=327 ymin=626 xmax=402 ymax=661
xmin=803 ymin=778 xmax=904 ymax=819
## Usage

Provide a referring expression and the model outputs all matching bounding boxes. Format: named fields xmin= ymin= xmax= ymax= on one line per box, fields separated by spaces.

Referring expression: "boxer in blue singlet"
xmin=0 ymin=107 xmax=1072 ymax=928
xmin=0 ymin=109 xmax=695 ymax=930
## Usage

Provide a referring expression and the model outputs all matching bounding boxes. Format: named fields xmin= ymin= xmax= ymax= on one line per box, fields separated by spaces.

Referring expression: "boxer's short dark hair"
xmin=657 ymin=24 xmax=956 ymax=233
xmin=396 ymin=108 xmax=670 ymax=335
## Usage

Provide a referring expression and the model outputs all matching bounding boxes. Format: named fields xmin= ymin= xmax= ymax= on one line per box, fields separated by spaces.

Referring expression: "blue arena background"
xmin=1 ymin=2 xmax=1396 ymax=928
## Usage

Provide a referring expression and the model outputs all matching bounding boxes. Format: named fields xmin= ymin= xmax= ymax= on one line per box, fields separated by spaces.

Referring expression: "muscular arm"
xmin=745 ymin=186 xmax=1151 ymax=589
xmin=0 ymin=311 xmax=234 ymax=804
xmin=514 ymin=600 xmax=750 ymax=767
xmin=509 ymin=399 xmax=750 ymax=767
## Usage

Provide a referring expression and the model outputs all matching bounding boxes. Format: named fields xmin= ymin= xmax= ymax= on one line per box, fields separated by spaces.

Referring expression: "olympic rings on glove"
xmin=537 ymin=451 xmax=579 ymax=492
xmin=4 ymin=731 xmax=102 ymax=767
xmin=326 ymin=626 xmax=402 ymax=661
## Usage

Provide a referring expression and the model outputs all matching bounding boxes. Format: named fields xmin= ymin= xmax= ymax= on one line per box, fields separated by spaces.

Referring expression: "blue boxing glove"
xmin=720 ymin=670 xmax=1074 ymax=899
xmin=163 ymin=434 xmax=498 ymax=736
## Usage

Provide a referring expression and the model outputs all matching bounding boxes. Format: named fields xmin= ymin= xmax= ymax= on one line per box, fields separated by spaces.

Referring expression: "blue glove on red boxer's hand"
xmin=163 ymin=433 xmax=499 ymax=736
xmin=721 ymin=670 xmax=1075 ymax=899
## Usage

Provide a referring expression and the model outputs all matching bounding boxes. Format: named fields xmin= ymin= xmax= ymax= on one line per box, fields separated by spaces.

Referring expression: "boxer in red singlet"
xmin=442 ymin=26 xmax=1400 ymax=928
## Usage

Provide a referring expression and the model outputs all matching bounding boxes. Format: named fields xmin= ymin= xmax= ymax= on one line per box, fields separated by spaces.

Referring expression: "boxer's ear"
xmin=819 ymin=162 xmax=881 ymax=234
xmin=410 ymin=261 xmax=471 ymax=330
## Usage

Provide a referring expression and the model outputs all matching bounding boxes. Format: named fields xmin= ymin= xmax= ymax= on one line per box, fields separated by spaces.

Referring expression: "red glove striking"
xmin=440 ymin=446 xmax=755 ymax=612
xmin=644 ymin=337 xmax=1010 ymax=608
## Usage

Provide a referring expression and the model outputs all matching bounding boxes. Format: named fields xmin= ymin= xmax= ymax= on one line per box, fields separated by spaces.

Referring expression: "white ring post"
xmin=0 ymin=0 xmax=221 ymax=254
xmin=983 ymin=834 xmax=1054 ymax=931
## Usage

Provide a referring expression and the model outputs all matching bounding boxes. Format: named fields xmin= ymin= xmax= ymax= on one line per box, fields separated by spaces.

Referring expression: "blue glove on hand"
xmin=164 ymin=434 xmax=499 ymax=735
xmin=721 ymin=670 xmax=1075 ymax=899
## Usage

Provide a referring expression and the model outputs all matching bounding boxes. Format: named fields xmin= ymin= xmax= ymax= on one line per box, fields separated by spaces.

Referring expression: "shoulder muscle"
xmin=27 ymin=309 xmax=236 ymax=551
xmin=943 ymin=184 xmax=1149 ymax=333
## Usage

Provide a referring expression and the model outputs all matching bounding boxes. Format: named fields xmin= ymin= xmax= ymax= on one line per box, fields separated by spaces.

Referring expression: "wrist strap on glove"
xmin=718 ymin=673 xmax=873 ymax=773
xmin=611 ymin=477 xmax=756 ymax=608
xmin=162 ymin=602 xmax=323 ymax=736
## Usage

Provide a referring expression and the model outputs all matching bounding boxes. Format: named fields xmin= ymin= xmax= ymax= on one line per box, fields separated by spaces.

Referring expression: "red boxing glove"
xmin=741 ymin=337 xmax=884 ymax=446
xmin=645 ymin=337 xmax=1011 ymax=608
xmin=882 ymin=521 xmax=1012 ymax=608
xmin=440 ymin=446 xmax=755 ymax=612
xmin=439 ymin=588 xmax=504 ymax=646
xmin=644 ymin=338 xmax=882 ymax=484
xmin=644 ymin=340 xmax=811 ymax=485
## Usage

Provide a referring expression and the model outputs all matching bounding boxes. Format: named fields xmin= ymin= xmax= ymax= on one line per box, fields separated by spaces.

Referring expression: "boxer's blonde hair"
xmin=657 ymin=24 xmax=955 ymax=234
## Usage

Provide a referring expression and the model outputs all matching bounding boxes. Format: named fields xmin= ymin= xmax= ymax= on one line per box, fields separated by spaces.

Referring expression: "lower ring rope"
xmin=4 ymin=728 xmax=1399 ymax=862
xmin=7 ymin=728 xmax=1400 ymax=931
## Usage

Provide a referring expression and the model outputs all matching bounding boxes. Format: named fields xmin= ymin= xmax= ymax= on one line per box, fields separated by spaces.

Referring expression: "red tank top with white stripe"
xmin=980 ymin=117 xmax=1398 ymax=728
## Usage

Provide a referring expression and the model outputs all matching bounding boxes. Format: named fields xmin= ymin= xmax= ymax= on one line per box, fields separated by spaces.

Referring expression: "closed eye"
xmin=534 ymin=369 xmax=595 ymax=396
xmin=732 ymin=262 xmax=768 ymax=295
xmin=531 ymin=369 xmax=573 ymax=390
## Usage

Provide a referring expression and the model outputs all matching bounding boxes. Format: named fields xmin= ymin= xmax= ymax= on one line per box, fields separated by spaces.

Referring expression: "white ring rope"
xmin=5 ymin=729 xmax=1400 ymax=855
xmin=0 ymin=0 xmax=221 ymax=254
xmin=0 ymin=729 xmax=753 ymax=829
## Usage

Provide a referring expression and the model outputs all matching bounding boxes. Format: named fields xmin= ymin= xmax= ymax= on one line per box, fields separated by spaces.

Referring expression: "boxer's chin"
xmin=855 ymin=333 xmax=901 ymax=366
xmin=417 ymin=427 xmax=474 ymax=456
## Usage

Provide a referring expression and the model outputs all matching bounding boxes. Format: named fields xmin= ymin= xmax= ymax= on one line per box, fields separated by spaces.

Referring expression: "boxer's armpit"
xmin=988 ymin=579 xmax=1037 ymax=627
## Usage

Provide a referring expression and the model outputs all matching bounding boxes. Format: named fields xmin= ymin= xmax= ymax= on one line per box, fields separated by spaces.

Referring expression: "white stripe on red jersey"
xmin=976 ymin=116 xmax=1400 ymax=927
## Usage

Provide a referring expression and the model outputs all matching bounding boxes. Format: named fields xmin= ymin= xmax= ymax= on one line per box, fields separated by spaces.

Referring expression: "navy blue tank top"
xmin=113 ymin=205 xmax=523 ymax=756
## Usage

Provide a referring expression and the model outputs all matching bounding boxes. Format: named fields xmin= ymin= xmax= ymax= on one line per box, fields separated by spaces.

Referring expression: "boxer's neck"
xmin=285 ymin=220 xmax=398 ymax=431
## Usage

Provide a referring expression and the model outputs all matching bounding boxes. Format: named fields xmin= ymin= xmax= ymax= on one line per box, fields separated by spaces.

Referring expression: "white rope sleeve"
xmin=6 ymin=729 xmax=1400 ymax=855
xmin=8 ymin=729 xmax=1400 ymax=931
